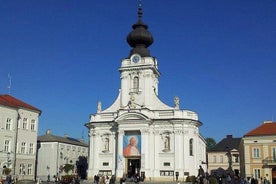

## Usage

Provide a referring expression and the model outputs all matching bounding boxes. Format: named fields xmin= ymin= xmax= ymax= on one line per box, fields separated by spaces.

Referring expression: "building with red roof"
xmin=0 ymin=94 xmax=41 ymax=181
xmin=240 ymin=121 xmax=276 ymax=184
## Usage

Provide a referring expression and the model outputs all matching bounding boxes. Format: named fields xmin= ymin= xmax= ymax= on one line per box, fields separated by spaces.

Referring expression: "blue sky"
xmin=0 ymin=1 xmax=275 ymax=142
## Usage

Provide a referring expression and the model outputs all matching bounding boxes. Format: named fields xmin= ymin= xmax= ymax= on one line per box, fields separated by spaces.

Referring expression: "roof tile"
xmin=0 ymin=94 xmax=41 ymax=113
xmin=209 ymin=135 xmax=241 ymax=152
xmin=244 ymin=121 xmax=276 ymax=136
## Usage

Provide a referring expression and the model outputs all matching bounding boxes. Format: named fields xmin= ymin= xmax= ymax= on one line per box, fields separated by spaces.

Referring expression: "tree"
xmin=205 ymin=137 xmax=216 ymax=151
xmin=3 ymin=167 xmax=11 ymax=175
xmin=76 ymin=156 xmax=88 ymax=179
xmin=63 ymin=164 xmax=74 ymax=175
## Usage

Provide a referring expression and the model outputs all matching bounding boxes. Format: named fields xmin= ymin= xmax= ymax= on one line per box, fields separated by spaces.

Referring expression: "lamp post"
xmin=2 ymin=152 xmax=12 ymax=176
xmin=7 ymin=152 xmax=11 ymax=168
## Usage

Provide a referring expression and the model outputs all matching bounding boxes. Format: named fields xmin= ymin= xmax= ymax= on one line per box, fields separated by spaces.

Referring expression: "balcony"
xmin=263 ymin=157 xmax=276 ymax=166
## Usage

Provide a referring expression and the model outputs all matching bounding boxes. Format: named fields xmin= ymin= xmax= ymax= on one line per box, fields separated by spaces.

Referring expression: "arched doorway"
xmin=272 ymin=167 xmax=276 ymax=184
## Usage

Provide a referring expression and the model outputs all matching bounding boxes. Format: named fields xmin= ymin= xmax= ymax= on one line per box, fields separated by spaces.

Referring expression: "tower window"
xmin=189 ymin=138 xmax=194 ymax=156
xmin=133 ymin=77 xmax=139 ymax=92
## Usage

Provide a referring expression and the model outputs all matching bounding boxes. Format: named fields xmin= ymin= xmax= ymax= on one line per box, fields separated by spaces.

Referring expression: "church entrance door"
xmin=272 ymin=167 xmax=276 ymax=184
xmin=127 ymin=158 xmax=140 ymax=179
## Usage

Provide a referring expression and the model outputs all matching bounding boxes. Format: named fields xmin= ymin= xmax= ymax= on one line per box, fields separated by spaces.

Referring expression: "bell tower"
xmin=119 ymin=3 xmax=160 ymax=109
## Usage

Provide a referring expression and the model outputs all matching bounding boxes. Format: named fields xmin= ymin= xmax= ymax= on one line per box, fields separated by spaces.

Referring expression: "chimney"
xmin=263 ymin=120 xmax=272 ymax=124
xmin=46 ymin=129 xmax=52 ymax=135
xmin=226 ymin=135 xmax=233 ymax=139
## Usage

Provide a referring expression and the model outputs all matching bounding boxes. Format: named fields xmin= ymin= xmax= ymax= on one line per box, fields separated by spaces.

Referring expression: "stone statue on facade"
xmin=174 ymin=96 xmax=179 ymax=109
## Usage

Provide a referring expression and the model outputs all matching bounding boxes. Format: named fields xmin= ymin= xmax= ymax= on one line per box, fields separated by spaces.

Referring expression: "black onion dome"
xmin=127 ymin=5 xmax=154 ymax=57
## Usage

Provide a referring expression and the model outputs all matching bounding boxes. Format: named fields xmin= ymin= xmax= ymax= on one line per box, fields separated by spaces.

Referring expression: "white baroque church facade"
xmin=86 ymin=5 xmax=206 ymax=182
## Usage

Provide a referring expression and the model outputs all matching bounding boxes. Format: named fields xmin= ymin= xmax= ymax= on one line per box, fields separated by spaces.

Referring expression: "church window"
xmin=189 ymin=138 xmax=194 ymax=156
xmin=133 ymin=76 xmax=139 ymax=92
xmin=103 ymin=162 xmax=109 ymax=166
xmin=163 ymin=162 xmax=170 ymax=166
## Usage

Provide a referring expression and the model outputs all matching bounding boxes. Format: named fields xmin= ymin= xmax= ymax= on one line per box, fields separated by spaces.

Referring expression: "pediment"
xmin=115 ymin=112 xmax=149 ymax=122
xmin=231 ymin=148 xmax=238 ymax=152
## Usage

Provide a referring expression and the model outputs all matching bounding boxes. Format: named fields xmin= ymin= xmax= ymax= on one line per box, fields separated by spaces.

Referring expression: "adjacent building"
xmin=85 ymin=5 xmax=206 ymax=182
xmin=240 ymin=121 xmax=276 ymax=184
xmin=37 ymin=130 xmax=88 ymax=181
xmin=0 ymin=94 xmax=41 ymax=180
xmin=207 ymin=135 xmax=242 ymax=177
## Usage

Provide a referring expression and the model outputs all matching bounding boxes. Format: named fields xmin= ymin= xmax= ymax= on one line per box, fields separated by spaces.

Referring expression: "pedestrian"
xmin=109 ymin=175 xmax=115 ymax=184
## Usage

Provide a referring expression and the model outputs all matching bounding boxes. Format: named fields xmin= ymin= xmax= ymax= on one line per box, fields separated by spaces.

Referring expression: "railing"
xmin=263 ymin=157 xmax=276 ymax=166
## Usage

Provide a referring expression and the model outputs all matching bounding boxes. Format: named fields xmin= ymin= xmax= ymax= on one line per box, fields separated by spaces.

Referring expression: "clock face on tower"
xmin=131 ymin=54 xmax=141 ymax=63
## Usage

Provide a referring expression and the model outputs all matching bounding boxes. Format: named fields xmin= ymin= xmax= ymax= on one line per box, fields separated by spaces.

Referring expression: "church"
xmin=85 ymin=3 xmax=206 ymax=182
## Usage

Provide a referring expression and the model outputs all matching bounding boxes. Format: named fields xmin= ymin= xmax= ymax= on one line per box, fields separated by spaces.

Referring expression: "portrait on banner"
xmin=123 ymin=135 xmax=141 ymax=156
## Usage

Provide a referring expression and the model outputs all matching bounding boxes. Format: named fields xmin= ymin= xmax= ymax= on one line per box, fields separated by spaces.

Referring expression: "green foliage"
xmin=76 ymin=156 xmax=88 ymax=179
xmin=63 ymin=164 xmax=74 ymax=174
xmin=209 ymin=176 xmax=218 ymax=184
xmin=205 ymin=137 xmax=217 ymax=151
xmin=186 ymin=175 xmax=196 ymax=183
xmin=3 ymin=168 xmax=11 ymax=175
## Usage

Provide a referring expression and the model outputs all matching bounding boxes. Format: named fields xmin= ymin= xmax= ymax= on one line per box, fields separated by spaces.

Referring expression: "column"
xmin=87 ymin=129 xmax=95 ymax=178
xmin=141 ymin=128 xmax=149 ymax=172
xmin=116 ymin=129 xmax=125 ymax=178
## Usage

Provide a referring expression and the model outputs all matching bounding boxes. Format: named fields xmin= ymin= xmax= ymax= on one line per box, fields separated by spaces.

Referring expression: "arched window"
xmin=189 ymin=138 xmax=193 ymax=156
xmin=133 ymin=77 xmax=139 ymax=92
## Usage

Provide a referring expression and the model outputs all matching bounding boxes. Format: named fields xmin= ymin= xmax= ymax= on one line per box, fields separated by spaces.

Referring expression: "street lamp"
xmin=7 ymin=152 xmax=11 ymax=167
